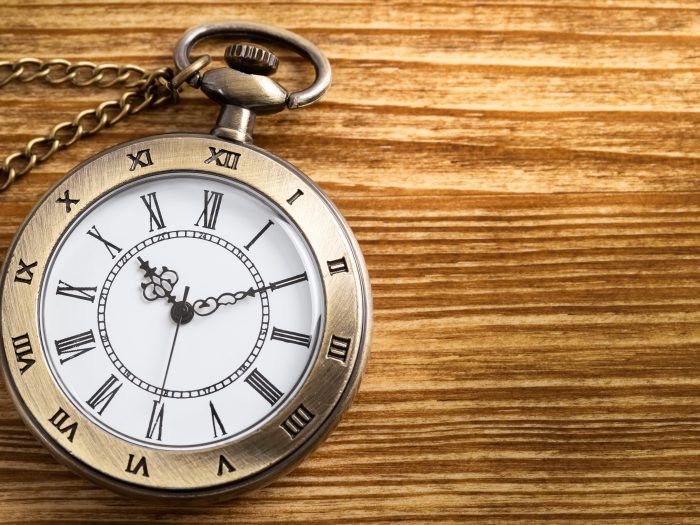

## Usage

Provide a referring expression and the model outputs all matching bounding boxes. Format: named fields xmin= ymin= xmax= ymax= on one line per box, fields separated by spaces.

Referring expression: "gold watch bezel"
xmin=0 ymin=133 xmax=371 ymax=499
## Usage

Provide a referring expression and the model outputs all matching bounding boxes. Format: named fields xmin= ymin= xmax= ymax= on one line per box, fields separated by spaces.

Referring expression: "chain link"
xmin=0 ymin=58 xmax=199 ymax=191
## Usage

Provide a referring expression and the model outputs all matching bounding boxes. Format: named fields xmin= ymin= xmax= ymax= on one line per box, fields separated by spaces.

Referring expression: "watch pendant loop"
xmin=173 ymin=21 xmax=332 ymax=110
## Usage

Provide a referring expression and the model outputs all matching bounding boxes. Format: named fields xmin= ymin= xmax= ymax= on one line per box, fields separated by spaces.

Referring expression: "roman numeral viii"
xmin=11 ymin=333 xmax=34 ymax=374
xmin=140 ymin=192 xmax=165 ymax=231
xmin=55 ymin=330 xmax=95 ymax=364
xmin=195 ymin=190 xmax=223 ymax=230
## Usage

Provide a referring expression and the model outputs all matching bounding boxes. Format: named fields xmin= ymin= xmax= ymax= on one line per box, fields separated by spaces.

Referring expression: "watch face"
xmin=38 ymin=172 xmax=325 ymax=449
xmin=2 ymin=134 xmax=370 ymax=497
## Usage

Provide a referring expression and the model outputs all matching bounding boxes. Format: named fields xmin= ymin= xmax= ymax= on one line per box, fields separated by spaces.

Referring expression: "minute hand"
xmin=192 ymin=272 xmax=308 ymax=317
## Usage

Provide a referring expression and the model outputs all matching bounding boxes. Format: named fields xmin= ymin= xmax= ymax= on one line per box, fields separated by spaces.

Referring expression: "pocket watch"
xmin=0 ymin=22 xmax=371 ymax=499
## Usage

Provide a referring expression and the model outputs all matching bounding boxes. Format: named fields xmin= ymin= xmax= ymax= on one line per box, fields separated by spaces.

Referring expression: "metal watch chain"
xmin=0 ymin=22 xmax=331 ymax=193
xmin=0 ymin=57 xmax=208 ymax=192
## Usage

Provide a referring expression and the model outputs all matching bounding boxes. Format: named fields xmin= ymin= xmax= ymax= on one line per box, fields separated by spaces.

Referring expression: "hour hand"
xmin=137 ymin=256 xmax=179 ymax=304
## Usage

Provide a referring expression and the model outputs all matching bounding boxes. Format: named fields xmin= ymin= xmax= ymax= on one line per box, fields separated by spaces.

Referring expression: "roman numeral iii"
xmin=281 ymin=404 xmax=315 ymax=439
xmin=195 ymin=190 xmax=223 ymax=230
xmin=271 ymin=327 xmax=311 ymax=348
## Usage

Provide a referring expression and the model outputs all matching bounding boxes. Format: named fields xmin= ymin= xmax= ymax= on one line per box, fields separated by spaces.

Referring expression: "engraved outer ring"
xmin=0 ymin=133 xmax=371 ymax=499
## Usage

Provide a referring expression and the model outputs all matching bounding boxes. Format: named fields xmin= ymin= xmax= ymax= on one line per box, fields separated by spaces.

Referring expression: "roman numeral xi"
xmin=140 ymin=192 xmax=166 ymax=231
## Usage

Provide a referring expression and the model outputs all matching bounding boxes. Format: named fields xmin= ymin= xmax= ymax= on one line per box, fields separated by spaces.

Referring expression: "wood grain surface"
xmin=2 ymin=0 xmax=700 ymax=522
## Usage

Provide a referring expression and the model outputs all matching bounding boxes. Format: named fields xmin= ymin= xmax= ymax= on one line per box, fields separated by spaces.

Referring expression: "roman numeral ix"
xmin=195 ymin=190 xmax=223 ymax=230
xmin=140 ymin=192 xmax=166 ymax=231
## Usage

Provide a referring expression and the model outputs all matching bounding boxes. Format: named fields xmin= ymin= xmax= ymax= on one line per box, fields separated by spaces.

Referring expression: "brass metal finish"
xmin=0 ymin=56 xmax=211 ymax=192
xmin=173 ymin=21 xmax=332 ymax=109
xmin=224 ymin=43 xmax=279 ymax=75
xmin=0 ymin=134 xmax=371 ymax=499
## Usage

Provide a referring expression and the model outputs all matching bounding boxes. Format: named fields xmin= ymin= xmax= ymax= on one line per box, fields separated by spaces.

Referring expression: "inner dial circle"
xmin=39 ymin=172 xmax=324 ymax=448
xmin=98 ymin=230 xmax=270 ymax=399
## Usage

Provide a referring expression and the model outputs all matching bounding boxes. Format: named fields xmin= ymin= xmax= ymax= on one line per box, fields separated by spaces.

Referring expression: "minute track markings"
xmin=97 ymin=229 xmax=269 ymax=399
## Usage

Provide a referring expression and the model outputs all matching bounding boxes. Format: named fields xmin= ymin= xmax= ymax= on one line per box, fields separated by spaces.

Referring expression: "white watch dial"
xmin=39 ymin=172 xmax=325 ymax=449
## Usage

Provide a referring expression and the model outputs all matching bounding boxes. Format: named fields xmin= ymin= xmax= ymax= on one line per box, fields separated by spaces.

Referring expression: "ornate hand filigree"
xmin=192 ymin=288 xmax=255 ymax=317
xmin=137 ymin=256 xmax=179 ymax=303
xmin=192 ymin=272 xmax=307 ymax=317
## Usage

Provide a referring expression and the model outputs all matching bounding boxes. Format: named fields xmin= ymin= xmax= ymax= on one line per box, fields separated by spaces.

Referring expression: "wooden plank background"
xmin=2 ymin=0 xmax=700 ymax=522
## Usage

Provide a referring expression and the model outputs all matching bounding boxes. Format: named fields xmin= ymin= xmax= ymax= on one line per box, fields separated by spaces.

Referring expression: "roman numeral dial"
xmin=37 ymin=173 xmax=330 ymax=449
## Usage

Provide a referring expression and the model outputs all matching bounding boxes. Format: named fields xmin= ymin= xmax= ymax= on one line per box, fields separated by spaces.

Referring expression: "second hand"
xmin=158 ymin=285 xmax=190 ymax=402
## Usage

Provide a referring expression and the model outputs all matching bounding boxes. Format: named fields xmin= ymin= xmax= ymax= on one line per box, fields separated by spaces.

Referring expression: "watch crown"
xmin=224 ymin=43 xmax=279 ymax=76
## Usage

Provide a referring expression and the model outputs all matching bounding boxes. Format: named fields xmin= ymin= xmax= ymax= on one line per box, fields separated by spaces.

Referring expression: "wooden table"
xmin=2 ymin=1 xmax=700 ymax=522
